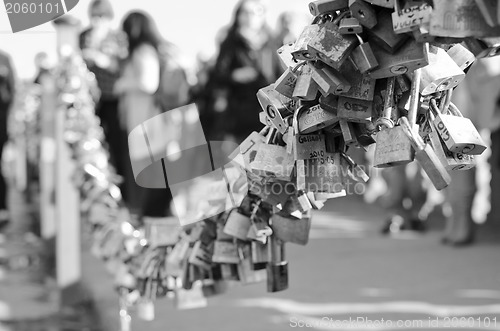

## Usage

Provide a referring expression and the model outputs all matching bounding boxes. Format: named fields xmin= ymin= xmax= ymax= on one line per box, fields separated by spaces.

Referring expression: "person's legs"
xmin=443 ymin=168 xmax=477 ymax=245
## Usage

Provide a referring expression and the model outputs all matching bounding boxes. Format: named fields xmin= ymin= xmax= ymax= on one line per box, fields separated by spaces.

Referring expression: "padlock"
xmin=251 ymin=240 xmax=269 ymax=270
xmin=348 ymin=0 xmax=377 ymax=29
xmin=257 ymin=85 xmax=295 ymax=134
xmin=337 ymin=96 xmax=373 ymax=123
xmin=250 ymin=138 xmax=295 ymax=181
xmin=392 ymin=0 xmax=432 ymax=34
xmin=350 ymin=34 xmax=379 ymax=73
xmin=353 ymin=122 xmax=376 ymax=146
xmin=365 ymin=0 xmax=394 ymax=8
xmin=339 ymin=17 xmax=363 ymax=34
xmin=419 ymin=45 xmax=465 ymax=96
xmin=412 ymin=23 xmax=435 ymax=43
xmin=293 ymin=64 xmax=320 ymax=100
xmin=307 ymin=17 xmax=358 ymax=70
xmin=299 ymin=153 xmax=344 ymax=193
xmin=274 ymin=68 xmax=298 ymax=99
xmin=462 ymin=37 xmax=500 ymax=59
xmin=373 ymin=75 xmax=414 ymax=167
xmin=310 ymin=63 xmax=352 ymax=95
xmin=339 ymin=119 xmax=358 ymax=146
xmin=211 ymin=240 xmax=240 ymax=264
xmin=309 ymin=0 xmax=349 ymax=16
xmin=292 ymin=24 xmax=322 ymax=61
xmin=271 ymin=213 xmax=311 ymax=245
xmin=144 ymin=217 xmax=181 ymax=247
xmin=237 ymin=245 xmax=267 ymax=284
xmin=475 ymin=0 xmax=498 ymax=27
xmin=188 ymin=241 xmax=212 ymax=270
xmin=366 ymin=8 xmax=409 ymax=53
xmin=339 ymin=58 xmax=376 ymax=100
xmin=427 ymin=110 xmax=476 ymax=171
xmin=277 ymin=43 xmax=304 ymax=71
xmin=223 ymin=209 xmax=252 ymax=240
xmin=430 ymin=99 xmax=487 ymax=155
xmin=429 ymin=0 xmax=500 ymax=38
xmin=446 ymin=44 xmax=475 ymax=71
xmin=341 ymin=152 xmax=370 ymax=182
xmin=368 ymin=39 xmax=429 ymax=79
xmin=319 ymin=94 xmax=339 ymax=114
xmin=298 ymin=103 xmax=340 ymax=134
xmin=266 ymin=237 xmax=289 ymax=293
xmin=294 ymin=133 xmax=327 ymax=160
xmin=400 ymin=116 xmax=451 ymax=190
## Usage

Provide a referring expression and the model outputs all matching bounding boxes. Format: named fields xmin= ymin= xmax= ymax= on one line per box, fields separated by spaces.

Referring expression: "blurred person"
xmin=33 ymin=52 xmax=51 ymax=85
xmin=115 ymin=11 xmax=189 ymax=219
xmin=80 ymin=0 xmax=126 ymax=192
xmin=212 ymin=0 xmax=277 ymax=143
xmin=268 ymin=11 xmax=310 ymax=80
xmin=376 ymin=164 xmax=429 ymax=235
xmin=441 ymin=58 xmax=500 ymax=246
xmin=0 ymin=50 xmax=16 ymax=231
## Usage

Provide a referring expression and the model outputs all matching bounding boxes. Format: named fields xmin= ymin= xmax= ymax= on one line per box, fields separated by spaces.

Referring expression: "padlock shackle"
xmin=448 ymin=102 xmax=464 ymax=118
xmin=400 ymin=116 xmax=425 ymax=151
xmin=439 ymin=89 xmax=452 ymax=114
xmin=408 ymin=68 xmax=422 ymax=127
xmin=376 ymin=77 xmax=396 ymax=130
xmin=429 ymin=98 xmax=441 ymax=116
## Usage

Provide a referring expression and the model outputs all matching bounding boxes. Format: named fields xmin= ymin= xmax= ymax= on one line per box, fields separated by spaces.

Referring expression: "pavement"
xmin=1 ymin=189 xmax=500 ymax=331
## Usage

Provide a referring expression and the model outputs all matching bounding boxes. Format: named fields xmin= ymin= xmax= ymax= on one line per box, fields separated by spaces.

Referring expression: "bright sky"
xmin=0 ymin=0 xmax=310 ymax=80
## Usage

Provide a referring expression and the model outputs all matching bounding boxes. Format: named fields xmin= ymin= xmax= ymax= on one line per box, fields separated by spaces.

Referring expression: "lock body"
xmin=373 ymin=126 xmax=414 ymax=167
xmin=223 ymin=210 xmax=252 ymax=240
xmin=369 ymin=40 xmax=429 ymax=79
xmin=366 ymin=9 xmax=409 ymax=53
xmin=433 ymin=113 xmax=487 ymax=155
xmin=419 ymin=46 xmax=465 ymax=96
xmin=298 ymin=104 xmax=339 ymax=134
xmin=428 ymin=126 xmax=476 ymax=171
xmin=293 ymin=64 xmax=319 ymax=100
xmin=271 ymin=214 xmax=311 ymax=245
xmin=311 ymin=64 xmax=352 ymax=95
xmin=339 ymin=17 xmax=363 ymax=34
xmin=309 ymin=0 xmax=349 ymax=16
xmin=349 ymin=0 xmax=377 ymax=29
xmin=337 ymin=96 xmax=373 ymax=123
xmin=308 ymin=21 xmax=358 ymax=70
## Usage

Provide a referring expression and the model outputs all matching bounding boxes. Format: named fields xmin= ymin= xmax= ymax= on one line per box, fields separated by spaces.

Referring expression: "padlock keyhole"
xmin=358 ymin=10 xmax=365 ymax=18
xmin=267 ymin=106 xmax=277 ymax=119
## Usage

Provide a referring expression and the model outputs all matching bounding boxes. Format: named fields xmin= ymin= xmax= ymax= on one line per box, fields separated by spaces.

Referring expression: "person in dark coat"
xmin=212 ymin=0 xmax=277 ymax=143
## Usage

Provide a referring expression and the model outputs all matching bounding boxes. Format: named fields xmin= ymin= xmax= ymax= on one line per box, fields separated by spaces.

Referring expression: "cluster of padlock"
xmin=252 ymin=0 xmax=493 ymax=200
xmin=52 ymin=54 xmax=304 ymax=323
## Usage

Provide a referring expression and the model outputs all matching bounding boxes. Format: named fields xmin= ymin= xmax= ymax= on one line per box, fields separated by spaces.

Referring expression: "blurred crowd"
xmin=0 ymin=0 xmax=499 ymax=247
